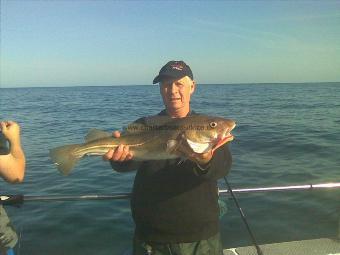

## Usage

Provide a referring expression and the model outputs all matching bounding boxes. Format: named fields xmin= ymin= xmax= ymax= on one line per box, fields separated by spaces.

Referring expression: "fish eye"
xmin=209 ymin=122 xmax=217 ymax=128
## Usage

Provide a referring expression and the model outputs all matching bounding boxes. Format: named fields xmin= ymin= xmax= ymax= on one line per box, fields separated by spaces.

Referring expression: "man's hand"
xmin=0 ymin=121 xmax=21 ymax=146
xmin=173 ymin=138 xmax=213 ymax=165
xmin=190 ymin=151 xmax=213 ymax=165
xmin=102 ymin=131 xmax=133 ymax=162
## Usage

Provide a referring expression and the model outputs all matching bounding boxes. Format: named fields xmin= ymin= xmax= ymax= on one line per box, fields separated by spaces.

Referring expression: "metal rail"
xmin=1 ymin=182 xmax=339 ymax=205
xmin=218 ymin=182 xmax=340 ymax=195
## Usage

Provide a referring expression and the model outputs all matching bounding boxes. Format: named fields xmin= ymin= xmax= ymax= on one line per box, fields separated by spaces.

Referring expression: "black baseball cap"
xmin=153 ymin=60 xmax=194 ymax=84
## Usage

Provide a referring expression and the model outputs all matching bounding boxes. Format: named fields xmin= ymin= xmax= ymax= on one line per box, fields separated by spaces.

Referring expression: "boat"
xmin=121 ymin=238 xmax=340 ymax=255
xmin=223 ymin=238 xmax=340 ymax=255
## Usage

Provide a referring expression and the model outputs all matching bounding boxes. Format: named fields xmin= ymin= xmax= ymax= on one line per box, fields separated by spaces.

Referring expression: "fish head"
xmin=181 ymin=115 xmax=236 ymax=154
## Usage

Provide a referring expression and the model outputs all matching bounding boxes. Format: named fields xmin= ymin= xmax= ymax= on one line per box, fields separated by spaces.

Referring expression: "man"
xmin=104 ymin=61 xmax=232 ymax=255
xmin=0 ymin=121 xmax=26 ymax=253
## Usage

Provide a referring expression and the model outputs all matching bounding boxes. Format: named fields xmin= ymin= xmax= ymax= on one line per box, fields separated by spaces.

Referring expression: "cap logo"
xmin=170 ymin=63 xmax=184 ymax=71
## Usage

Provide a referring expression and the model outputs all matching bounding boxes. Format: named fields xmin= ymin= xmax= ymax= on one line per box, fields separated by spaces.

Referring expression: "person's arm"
xmin=192 ymin=144 xmax=232 ymax=180
xmin=0 ymin=121 xmax=25 ymax=183
xmin=110 ymin=159 xmax=141 ymax=172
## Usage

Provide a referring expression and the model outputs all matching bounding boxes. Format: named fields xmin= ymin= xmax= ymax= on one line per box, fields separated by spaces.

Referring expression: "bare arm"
xmin=0 ymin=121 xmax=25 ymax=183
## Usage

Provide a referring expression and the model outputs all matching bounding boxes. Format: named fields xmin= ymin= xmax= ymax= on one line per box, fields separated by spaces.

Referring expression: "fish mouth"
xmin=211 ymin=124 xmax=235 ymax=153
xmin=222 ymin=133 xmax=234 ymax=142
xmin=219 ymin=132 xmax=234 ymax=144
xmin=221 ymin=122 xmax=236 ymax=142
xmin=211 ymin=134 xmax=233 ymax=153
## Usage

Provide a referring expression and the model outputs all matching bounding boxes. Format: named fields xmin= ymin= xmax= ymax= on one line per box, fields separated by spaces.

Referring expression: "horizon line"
xmin=1 ymin=81 xmax=339 ymax=89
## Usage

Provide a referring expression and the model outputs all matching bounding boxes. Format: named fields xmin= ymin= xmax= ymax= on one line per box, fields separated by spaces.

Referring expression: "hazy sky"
xmin=1 ymin=0 xmax=340 ymax=87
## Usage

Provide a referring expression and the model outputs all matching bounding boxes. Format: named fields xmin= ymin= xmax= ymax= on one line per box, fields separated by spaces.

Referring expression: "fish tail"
xmin=49 ymin=144 xmax=82 ymax=175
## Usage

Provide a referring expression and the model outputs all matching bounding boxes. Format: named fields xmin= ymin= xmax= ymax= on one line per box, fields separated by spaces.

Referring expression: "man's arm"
xmin=193 ymin=144 xmax=232 ymax=180
xmin=0 ymin=121 xmax=25 ymax=183
xmin=110 ymin=160 xmax=141 ymax=173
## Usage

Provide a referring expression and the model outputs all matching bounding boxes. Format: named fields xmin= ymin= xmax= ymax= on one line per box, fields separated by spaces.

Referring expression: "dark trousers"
xmin=133 ymin=232 xmax=223 ymax=255
xmin=0 ymin=206 xmax=17 ymax=251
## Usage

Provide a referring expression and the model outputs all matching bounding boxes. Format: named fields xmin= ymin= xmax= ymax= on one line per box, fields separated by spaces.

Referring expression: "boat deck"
xmin=223 ymin=238 xmax=340 ymax=255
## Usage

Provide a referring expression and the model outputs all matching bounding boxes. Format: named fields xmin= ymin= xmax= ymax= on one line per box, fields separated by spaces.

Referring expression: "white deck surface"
xmin=223 ymin=238 xmax=340 ymax=255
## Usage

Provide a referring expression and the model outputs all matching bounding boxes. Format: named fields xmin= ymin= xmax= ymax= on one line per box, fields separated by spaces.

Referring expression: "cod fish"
xmin=50 ymin=114 xmax=236 ymax=175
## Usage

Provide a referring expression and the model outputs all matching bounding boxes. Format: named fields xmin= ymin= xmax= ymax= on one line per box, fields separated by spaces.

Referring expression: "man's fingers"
xmin=117 ymin=145 xmax=130 ymax=162
xmin=194 ymin=151 xmax=213 ymax=164
xmin=125 ymin=153 xmax=133 ymax=161
xmin=112 ymin=144 xmax=124 ymax=161
xmin=0 ymin=121 xmax=14 ymax=128
xmin=103 ymin=144 xmax=133 ymax=162
xmin=103 ymin=149 xmax=114 ymax=161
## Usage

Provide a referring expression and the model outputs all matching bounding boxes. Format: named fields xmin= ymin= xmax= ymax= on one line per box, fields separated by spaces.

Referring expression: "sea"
xmin=0 ymin=83 xmax=339 ymax=255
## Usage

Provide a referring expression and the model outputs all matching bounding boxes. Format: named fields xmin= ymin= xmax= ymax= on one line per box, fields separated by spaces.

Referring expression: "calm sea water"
xmin=1 ymin=83 xmax=340 ymax=254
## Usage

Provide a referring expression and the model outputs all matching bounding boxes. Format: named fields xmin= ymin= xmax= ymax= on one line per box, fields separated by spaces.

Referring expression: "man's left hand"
xmin=190 ymin=151 xmax=213 ymax=165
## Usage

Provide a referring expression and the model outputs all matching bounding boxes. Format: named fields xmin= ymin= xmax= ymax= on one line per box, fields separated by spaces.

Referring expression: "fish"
xmin=49 ymin=114 xmax=236 ymax=175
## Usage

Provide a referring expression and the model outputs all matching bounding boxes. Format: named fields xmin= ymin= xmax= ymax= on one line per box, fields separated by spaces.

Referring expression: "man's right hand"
xmin=103 ymin=131 xmax=134 ymax=162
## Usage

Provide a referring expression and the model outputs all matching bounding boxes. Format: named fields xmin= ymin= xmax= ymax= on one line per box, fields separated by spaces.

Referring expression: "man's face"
xmin=159 ymin=76 xmax=195 ymax=114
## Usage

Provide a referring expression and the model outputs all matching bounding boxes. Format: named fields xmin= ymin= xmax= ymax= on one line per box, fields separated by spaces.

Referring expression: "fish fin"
xmin=166 ymin=139 xmax=178 ymax=153
xmin=166 ymin=138 xmax=187 ymax=164
xmin=85 ymin=129 xmax=112 ymax=142
xmin=49 ymin=144 xmax=81 ymax=175
xmin=186 ymin=138 xmax=212 ymax=154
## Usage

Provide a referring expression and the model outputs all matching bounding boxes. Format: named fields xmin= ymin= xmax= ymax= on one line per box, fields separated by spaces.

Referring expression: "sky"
xmin=1 ymin=0 xmax=340 ymax=87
